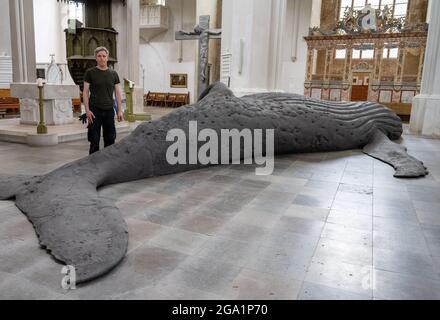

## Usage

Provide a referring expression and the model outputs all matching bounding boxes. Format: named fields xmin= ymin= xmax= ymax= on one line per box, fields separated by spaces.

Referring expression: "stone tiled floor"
xmin=0 ymin=117 xmax=440 ymax=299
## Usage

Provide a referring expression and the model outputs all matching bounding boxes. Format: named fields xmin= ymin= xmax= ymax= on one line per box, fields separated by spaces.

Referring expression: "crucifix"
xmin=175 ymin=15 xmax=222 ymax=98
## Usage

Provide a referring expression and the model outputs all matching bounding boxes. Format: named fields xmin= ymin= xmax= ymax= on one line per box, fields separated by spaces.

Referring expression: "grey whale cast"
xmin=0 ymin=82 xmax=427 ymax=284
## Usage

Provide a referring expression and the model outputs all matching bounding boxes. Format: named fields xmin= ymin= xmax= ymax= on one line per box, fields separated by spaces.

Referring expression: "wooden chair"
xmin=165 ymin=93 xmax=177 ymax=108
xmin=72 ymin=98 xmax=82 ymax=113
xmin=145 ymin=91 xmax=156 ymax=106
xmin=0 ymin=89 xmax=20 ymax=116
xmin=153 ymin=92 xmax=167 ymax=107
xmin=174 ymin=93 xmax=189 ymax=108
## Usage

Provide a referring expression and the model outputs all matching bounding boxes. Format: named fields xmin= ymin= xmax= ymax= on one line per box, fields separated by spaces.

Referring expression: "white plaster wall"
xmin=221 ymin=0 xmax=272 ymax=93
xmin=222 ymin=0 xmax=312 ymax=95
xmin=0 ymin=0 xmax=12 ymax=88
xmin=33 ymin=0 xmax=68 ymax=64
xmin=427 ymin=0 xmax=431 ymax=23
xmin=196 ymin=0 xmax=217 ymax=18
xmin=280 ymin=0 xmax=313 ymax=94
xmin=310 ymin=0 xmax=322 ymax=28
xmin=139 ymin=0 xmax=197 ymax=102
xmin=0 ymin=0 xmax=11 ymax=56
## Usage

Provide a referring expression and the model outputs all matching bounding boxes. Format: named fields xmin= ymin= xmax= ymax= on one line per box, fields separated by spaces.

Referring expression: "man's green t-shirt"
xmin=84 ymin=67 xmax=120 ymax=110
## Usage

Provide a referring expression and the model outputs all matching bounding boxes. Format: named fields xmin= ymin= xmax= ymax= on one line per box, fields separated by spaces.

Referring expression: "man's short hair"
xmin=94 ymin=46 xmax=109 ymax=57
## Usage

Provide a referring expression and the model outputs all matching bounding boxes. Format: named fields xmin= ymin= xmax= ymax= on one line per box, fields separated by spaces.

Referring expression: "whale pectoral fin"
xmin=14 ymin=177 xmax=128 ymax=284
xmin=363 ymin=131 xmax=428 ymax=178
xmin=0 ymin=174 xmax=38 ymax=200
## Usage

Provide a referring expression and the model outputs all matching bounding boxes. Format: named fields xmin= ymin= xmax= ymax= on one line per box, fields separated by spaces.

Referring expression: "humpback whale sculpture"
xmin=0 ymin=82 xmax=427 ymax=284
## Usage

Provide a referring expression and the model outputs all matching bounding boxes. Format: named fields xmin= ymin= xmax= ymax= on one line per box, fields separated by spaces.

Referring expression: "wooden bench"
xmin=383 ymin=102 xmax=412 ymax=122
xmin=144 ymin=91 xmax=190 ymax=108
xmin=164 ymin=93 xmax=177 ymax=108
xmin=153 ymin=92 xmax=167 ymax=107
xmin=174 ymin=93 xmax=189 ymax=108
xmin=144 ymin=92 xmax=166 ymax=106
xmin=0 ymin=89 xmax=20 ymax=117
xmin=383 ymin=103 xmax=412 ymax=116
xmin=72 ymin=98 xmax=82 ymax=113
xmin=144 ymin=91 xmax=157 ymax=106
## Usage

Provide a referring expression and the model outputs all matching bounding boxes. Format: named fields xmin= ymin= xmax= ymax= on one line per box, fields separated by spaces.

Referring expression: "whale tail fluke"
xmin=1 ymin=170 xmax=128 ymax=284
xmin=0 ymin=174 xmax=39 ymax=200
xmin=363 ymin=131 xmax=428 ymax=178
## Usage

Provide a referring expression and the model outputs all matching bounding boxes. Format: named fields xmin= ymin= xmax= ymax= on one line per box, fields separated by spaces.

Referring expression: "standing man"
xmin=83 ymin=47 xmax=124 ymax=155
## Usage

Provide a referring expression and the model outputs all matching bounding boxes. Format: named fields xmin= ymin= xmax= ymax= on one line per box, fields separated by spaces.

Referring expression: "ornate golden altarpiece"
xmin=304 ymin=4 xmax=427 ymax=114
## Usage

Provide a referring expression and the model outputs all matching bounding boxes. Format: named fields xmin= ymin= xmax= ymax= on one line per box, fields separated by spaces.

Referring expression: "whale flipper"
xmin=363 ymin=131 xmax=428 ymax=178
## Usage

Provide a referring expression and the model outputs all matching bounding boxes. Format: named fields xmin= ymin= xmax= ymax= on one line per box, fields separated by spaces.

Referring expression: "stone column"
xmin=368 ymin=43 xmax=384 ymax=102
xmin=410 ymin=0 xmax=440 ymax=137
xmin=417 ymin=46 xmax=425 ymax=87
xmin=392 ymin=43 xmax=406 ymax=102
xmin=267 ymin=0 xmax=287 ymax=90
xmin=9 ymin=0 xmax=36 ymax=83
xmin=322 ymin=46 xmax=333 ymax=100
xmin=372 ymin=43 xmax=384 ymax=83
xmin=127 ymin=0 xmax=140 ymax=85
xmin=305 ymin=47 xmax=314 ymax=81
xmin=323 ymin=46 xmax=333 ymax=81
xmin=342 ymin=45 xmax=353 ymax=101
xmin=304 ymin=47 xmax=314 ymax=96
xmin=126 ymin=0 xmax=144 ymax=114
xmin=343 ymin=46 xmax=353 ymax=83
xmin=395 ymin=43 xmax=406 ymax=84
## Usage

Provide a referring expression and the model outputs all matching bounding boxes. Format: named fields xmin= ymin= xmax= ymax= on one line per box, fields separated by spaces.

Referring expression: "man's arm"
xmin=83 ymin=81 xmax=94 ymax=123
xmin=115 ymin=83 xmax=124 ymax=122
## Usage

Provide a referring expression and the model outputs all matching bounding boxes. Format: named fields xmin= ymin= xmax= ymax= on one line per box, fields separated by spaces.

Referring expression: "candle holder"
xmin=36 ymin=78 xmax=48 ymax=134
xmin=124 ymin=78 xmax=135 ymax=123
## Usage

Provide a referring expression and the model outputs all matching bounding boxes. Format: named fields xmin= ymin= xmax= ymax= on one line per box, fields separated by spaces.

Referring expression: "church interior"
xmin=0 ymin=0 xmax=440 ymax=300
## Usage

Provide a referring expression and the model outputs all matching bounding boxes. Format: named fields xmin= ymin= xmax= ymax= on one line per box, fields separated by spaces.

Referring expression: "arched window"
xmin=339 ymin=0 xmax=409 ymax=20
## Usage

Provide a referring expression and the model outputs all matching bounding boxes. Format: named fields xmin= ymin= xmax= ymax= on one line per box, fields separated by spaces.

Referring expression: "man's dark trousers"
xmin=87 ymin=106 xmax=116 ymax=154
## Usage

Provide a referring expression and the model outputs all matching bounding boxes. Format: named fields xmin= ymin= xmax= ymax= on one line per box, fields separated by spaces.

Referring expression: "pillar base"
xmin=124 ymin=112 xmax=151 ymax=123
xmin=26 ymin=133 xmax=58 ymax=146
xmin=410 ymin=94 xmax=440 ymax=137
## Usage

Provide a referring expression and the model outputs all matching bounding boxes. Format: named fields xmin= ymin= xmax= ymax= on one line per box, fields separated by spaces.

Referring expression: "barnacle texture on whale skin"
xmin=0 ymin=82 xmax=427 ymax=284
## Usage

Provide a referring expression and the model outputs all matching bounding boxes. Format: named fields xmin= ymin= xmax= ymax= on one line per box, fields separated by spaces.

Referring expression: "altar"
xmin=10 ymin=82 xmax=79 ymax=125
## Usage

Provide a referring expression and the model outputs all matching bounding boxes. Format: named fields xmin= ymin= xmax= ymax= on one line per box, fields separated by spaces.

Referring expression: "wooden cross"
xmin=175 ymin=15 xmax=221 ymax=98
